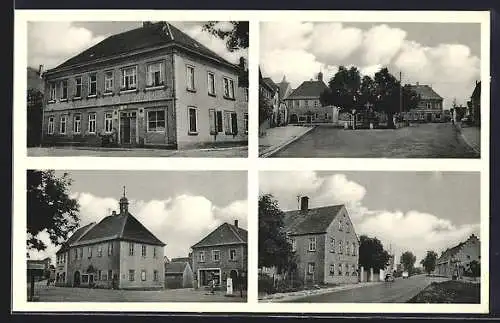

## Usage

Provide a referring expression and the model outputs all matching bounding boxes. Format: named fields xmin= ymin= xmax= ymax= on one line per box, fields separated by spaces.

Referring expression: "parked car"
xmin=402 ymin=271 xmax=409 ymax=279
xmin=385 ymin=273 xmax=395 ymax=282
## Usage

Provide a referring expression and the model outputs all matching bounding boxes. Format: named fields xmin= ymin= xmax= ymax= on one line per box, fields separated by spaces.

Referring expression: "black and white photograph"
xmin=27 ymin=21 xmax=249 ymax=157
xmin=258 ymin=171 xmax=483 ymax=304
xmin=258 ymin=21 xmax=484 ymax=158
xmin=26 ymin=170 xmax=248 ymax=302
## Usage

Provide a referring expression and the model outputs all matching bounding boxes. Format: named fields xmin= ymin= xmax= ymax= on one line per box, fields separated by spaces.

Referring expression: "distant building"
xmin=191 ymin=220 xmax=247 ymax=289
xmin=165 ymin=258 xmax=194 ymax=289
xmin=259 ymin=68 xmax=276 ymax=134
xmin=404 ymin=82 xmax=444 ymax=123
xmin=283 ymin=196 xmax=360 ymax=285
xmin=262 ymin=77 xmax=280 ymax=127
xmin=285 ymin=72 xmax=331 ymax=124
xmin=469 ymin=81 xmax=481 ymax=126
xmin=434 ymin=234 xmax=480 ymax=279
xmin=27 ymin=66 xmax=45 ymax=147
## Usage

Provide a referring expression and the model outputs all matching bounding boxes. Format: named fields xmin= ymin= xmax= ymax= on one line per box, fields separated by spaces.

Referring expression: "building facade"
xmin=41 ymin=21 xmax=247 ymax=149
xmin=191 ymin=220 xmax=247 ymax=289
xmin=469 ymin=81 xmax=481 ymax=126
xmin=55 ymin=191 xmax=165 ymax=289
xmin=165 ymin=258 xmax=194 ymax=289
xmin=283 ymin=197 xmax=359 ymax=285
xmin=285 ymin=72 xmax=331 ymax=124
xmin=403 ymin=83 xmax=444 ymax=122
xmin=434 ymin=234 xmax=480 ymax=279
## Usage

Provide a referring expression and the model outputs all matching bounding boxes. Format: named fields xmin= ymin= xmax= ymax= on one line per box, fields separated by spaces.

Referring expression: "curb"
xmin=259 ymin=127 xmax=316 ymax=158
xmin=453 ymin=123 xmax=480 ymax=155
xmin=33 ymin=145 xmax=248 ymax=153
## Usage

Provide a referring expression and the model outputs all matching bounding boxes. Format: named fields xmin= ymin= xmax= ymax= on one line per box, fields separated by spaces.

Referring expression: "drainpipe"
xmin=171 ymin=51 xmax=177 ymax=149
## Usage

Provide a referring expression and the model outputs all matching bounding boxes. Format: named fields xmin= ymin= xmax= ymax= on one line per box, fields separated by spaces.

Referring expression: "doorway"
xmin=74 ymin=271 xmax=81 ymax=287
xmin=120 ymin=111 xmax=137 ymax=145
xmin=426 ymin=113 xmax=432 ymax=122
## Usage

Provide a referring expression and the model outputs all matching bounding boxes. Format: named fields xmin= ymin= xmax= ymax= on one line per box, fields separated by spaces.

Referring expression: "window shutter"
xmin=231 ymin=113 xmax=238 ymax=135
xmin=209 ymin=109 xmax=216 ymax=135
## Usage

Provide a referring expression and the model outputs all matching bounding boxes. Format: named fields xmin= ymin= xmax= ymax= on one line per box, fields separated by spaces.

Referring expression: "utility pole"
xmin=399 ymin=71 xmax=403 ymax=125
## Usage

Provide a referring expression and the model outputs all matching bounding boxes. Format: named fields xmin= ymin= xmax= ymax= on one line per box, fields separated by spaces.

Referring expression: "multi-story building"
xmin=276 ymin=75 xmax=293 ymax=126
xmin=283 ymin=196 xmax=359 ymax=285
xmin=434 ymin=234 xmax=480 ymax=279
xmin=404 ymin=82 xmax=444 ymax=123
xmin=469 ymin=80 xmax=481 ymax=126
xmin=41 ymin=21 xmax=247 ymax=149
xmin=285 ymin=72 xmax=331 ymax=124
xmin=55 ymin=190 xmax=166 ymax=289
xmin=262 ymin=77 xmax=280 ymax=127
xmin=191 ymin=220 xmax=247 ymax=289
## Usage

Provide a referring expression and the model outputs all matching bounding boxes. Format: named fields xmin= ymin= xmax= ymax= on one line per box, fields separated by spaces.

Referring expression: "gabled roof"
xmin=165 ymin=260 xmax=190 ymax=274
xmin=49 ymin=22 xmax=235 ymax=74
xmin=472 ymin=81 xmax=481 ymax=99
xmin=263 ymin=77 xmax=279 ymax=93
xmin=408 ymin=84 xmax=443 ymax=100
xmin=191 ymin=222 xmax=247 ymax=248
xmin=286 ymin=80 xmax=328 ymax=99
xmin=57 ymin=222 xmax=96 ymax=254
xmin=283 ymin=205 xmax=345 ymax=235
xmin=437 ymin=234 xmax=480 ymax=263
xmin=73 ymin=212 xmax=165 ymax=247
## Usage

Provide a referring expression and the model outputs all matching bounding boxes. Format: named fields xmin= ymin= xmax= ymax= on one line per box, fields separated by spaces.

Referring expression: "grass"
xmin=407 ymin=280 xmax=480 ymax=303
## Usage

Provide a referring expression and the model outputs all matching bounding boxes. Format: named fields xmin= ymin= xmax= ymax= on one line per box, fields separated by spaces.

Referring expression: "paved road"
xmin=288 ymin=275 xmax=448 ymax=303
xmin=272 ymin=123 xmax=479 ymax=158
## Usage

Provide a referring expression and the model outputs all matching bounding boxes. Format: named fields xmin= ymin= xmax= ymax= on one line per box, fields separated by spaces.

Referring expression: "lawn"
xmin=407 ymin=280 xmax=480 ymax=303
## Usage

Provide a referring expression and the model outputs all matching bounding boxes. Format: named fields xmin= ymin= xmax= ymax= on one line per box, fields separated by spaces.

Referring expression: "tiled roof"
xmin=437 ymin=242 xmax=465 ymax=263
xmin=283 ymin=205 xmax=345 ymax=235
xmin=50 ymin=22 xmax=235 ymax=73
xmin=263 ymin=77 xmax=279 ymax=93
xmin=408 ymin=84 xmax=443 ymax=100
xmin=286 ymin=80 xmax=328 ymax=99
xmin=191 ymin=222 xmax=247 ymax=248
xmin=165 ymin=261 xmax=189 ymax=274
xmin=74 ymin=212 xmax=165 ymax=246
xmin=57 ymin=222 xmax=96 ymax=254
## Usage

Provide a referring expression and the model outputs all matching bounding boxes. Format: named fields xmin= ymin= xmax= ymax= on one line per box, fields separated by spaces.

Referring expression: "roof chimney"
xmin=300 ymin=196 xmax=309 ymax=211
xmin=234 ymin=219 xmax=239 ymax=228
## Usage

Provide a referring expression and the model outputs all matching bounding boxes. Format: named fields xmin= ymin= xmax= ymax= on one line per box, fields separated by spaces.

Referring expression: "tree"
xmin=467 ymin=260 xmax=480 ymax=280
xmin=320 ymin=66 xmax=361 ymax=112
xmin=358 ymin=235 xmax=390 ymax=273
xmin=27 ymin=170 xmax=80 ymax=251
xmin=259 ymin=92 xmax=273 ymax=125
xmin=420 ymin=250 xmax=438 ymax=275
xmin=258 ymin=194 xmax=297 ymax=274
xmin=400 ymin=251 xmax=417 ymax=274
xmin=202 ymin=21 xmax=249 ymax=51
xmin=27 ymin=88 xmax=44 ymax=147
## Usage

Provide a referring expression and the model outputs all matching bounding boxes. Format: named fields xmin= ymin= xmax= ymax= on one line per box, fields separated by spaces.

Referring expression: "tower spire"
xmin=119 ymin=186 xmax=129 ymax=215
xmin=123 ymin=185 xmax=126 ymax=197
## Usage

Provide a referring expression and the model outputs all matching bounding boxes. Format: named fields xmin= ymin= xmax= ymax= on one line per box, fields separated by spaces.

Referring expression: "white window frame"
xmin=75 ymin=76 xmax=82 ymax=98
xmin=329 ymin=264 xmax=335 ymax=276
xmin=88 ymin=113 xmax=96 ymax=134
xmin=73 ymin=114 xmax=81 ymax=134
xmin=199 ymin=251 xmax=205 ymax=262
xmin=147 ymin=109 xmax=166 ymax=132
xmin=141 ymin=270 xmax=147 ymax=281
xmin=244 ymin=88 xmax=248 ymax=102
xmin=223 ymin=77 xmax=235 ymax=99
xmin=141 ymin=245 xmax=147 ymax=257
xmin=244 ymin=113 xmax=248 ymax=134
xmin=49 ymin=83 xmax=56 ymax=102
xmin=97 ymin=245 xmax=102 ymax=257
xmin=308 ymin=262 xmax=315 ymax=274
xmin=330 ymin=238 xmax=335 ymax=253
xmin=339 ymin=220 xmax=343 ymax=231
xmin=207 ymin=71 xmax=216 ymax=95
xmin=291 ymin=238 xmax=297 ymax=252
xmin=153 ymin=270 xmax=159 ymax=281
xmin=121 ymin=66 xmax=137 ymax=91
xmin=129 ymin=242 xmax=134 ymax=256
xmin=59 ymin=115 xmax=67 ymax=134
xmin=346 ymin=241 xmax=350 ymax=255
xmin=60 ymin=80 xmax=68 ymax=100
xmin=129 ymin=270 xmax=135 ymax=281
xmin=352 ymin=242 xmax=356 ymax=256
xmin=186 ymin=65 xmax=195 ymax=91
xmin=88 ymin=73 xmax=97 ymax=97
xmin=188 ymin=107 xmax=198 ymax=134
xmin=104 ymin=112 xmax=113 ymax=133
xmin=47 ymin=116 xmax=55 ymax=134
xmin=308 ymin=237 xmax=317 ymax=252
xmin=108 ymin=242 xmax=113 ymax=256
xmin=339 ymin=240 xmax=343 ymax=254
xmin=224 ymin=110 xmax=237 ymax=135
xmin=153 ymin=247 xmax=157 ymax=259
xmin=147 ymin=61 xmax=164 ymax=87
xmin=229 ymin=249 xmax=237 ymax=261
xmin=212 ymin=250 xmax=220 ymax=262
xmin=88 ymin=246 xmax=92 ymax=258
xmin=104 ymin=71 xmax=114 ymax=93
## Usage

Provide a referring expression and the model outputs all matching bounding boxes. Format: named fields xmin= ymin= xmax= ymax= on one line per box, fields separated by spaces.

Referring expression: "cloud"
xmin=28 ymin=193 xmax=248 ymax=262
xmin=361 ymin=24 xmax=407 ymax=66
xmin=309 ymin=23 xmax=364 ymax=64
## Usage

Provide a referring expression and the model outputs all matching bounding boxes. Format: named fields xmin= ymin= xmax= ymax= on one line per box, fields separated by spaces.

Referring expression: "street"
xmin=271 ymin=123 xmax=479 ymax=158
xmin=288 ymin=275 xmax=449 ymax=303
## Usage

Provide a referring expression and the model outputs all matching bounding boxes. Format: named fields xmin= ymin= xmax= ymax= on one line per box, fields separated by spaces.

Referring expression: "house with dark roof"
xmin=434 ymin=234 xmax=480 ymax=279
xmin=41 ymin=21 xmax=247 ymax=149
xmin=165 ymin=258 xmax=194 ymax=289
xmin=55 ymin=190 xmax=165 ymax=289
xmin=469 ymin=80 xmax=481 ymax=126
xmin=404 ymin=82 xmax=444 ymax=123
xmin=191 ymin=220 xmax=247 ymax=289
xmin=284 ymin=72 xmax=331 ymax=124
xmin=283 ymin=196 xmax=359 ymax=285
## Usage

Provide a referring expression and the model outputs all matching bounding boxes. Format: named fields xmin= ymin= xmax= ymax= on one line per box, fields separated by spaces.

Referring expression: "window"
xmin=121 ymin=66 xmax=137 ymax=90
xmin=304 ymin=100 xmax=308 ymax=107
xmin=330 ymin=238 xmax=335 ymax=253
xmin=147 ymin=110 xmax=166 ymax=132
xmin=209 ymin=109 xmax=216 ymax=135
xmin=147 ymin=62 xmax=163 ymax=87
xmin=88 ymin=113 xmax=96 ymax=134
xmin=47 ymin=117 xmax=55 ymax=134
xmin=129 ymin=270 xmax=135 ymax=281
xmin=224 ymin=111 xmax=238 ymax=135
xmin=314 ymin=100 xmax=318 ymax=107
xmin=79 ymin=248 xmax=83 ymax=259
xmin=129 ymin=243 xmax=134 ymax=256
xmin=188 ymin=107 xmax=198 ymax=134
xmin=98 ymin=270 xmax=102 ymax=281
xmin=186 ymin=65 xmax=195 ymax=90
xmin=199 ymin=251 xmax=205 ymax=262
xmin=60 ymin=116 xmax=67 ymax=134
xmin=329 ymin=264 xmax=335 ymax=276
xmin=229 ymin=249 xmax=237 ymax=261
xmin=104 ymin=112 xmax=113 ymax=133
xmin=338 ymin=264 xmax=343 ymax=276
xmin=244 ymin=113 xmax=248 ymax=134
xmin=141 ymin=245 xmax=147 ymax=257
xmin=74 ymin=249 xmax=78 ymax=260
xmin=75 ymin=77 xmax=82 ymax=98
xmin=108 ymin=242 xmax=113 ymax=256
xmin=82 ymin=275 xmax=89 ymax=284
xmin=223 ymin=77 xmax=235 ymax=99
xmin=308 ymin=262 xmax=315 ymax=274
xmin=346 ymin=222 xmax=350 ymax=233
xmin=339 ymin=220 xmax=343 ymax=231
xmin=61 ymin=80 xmax=68 ymax=100
xmin=291 ymin=238 xmax=297 ymax=252
xmin=153 ymin=270 xmax=159 ymax=281
xmin=153 ymin=247 xmax=157 ymax=259
xmin=346 ymin=242 xmax=350 ymax=255
xmin=49 ymin=83 xmax=56 ymax=101
xmin=104 ymin=71 xmax=114 ymax=92
xmin=89 ymin=73 xmax=97 ymax=96
xmin=97 ymin=245 xmax=102 ymax=257
xmin=208 ymin=72 xmax=216 ymax=95
xmin=141 ymin=270 xmax=147 ymax=281
xmin=216 ymin=111 xmax=223 ymax=133
xmin=212 ymin=250 xmax=220 ymax=262
xmin=352 ymin=242 xmax=356 ymax=256
xmin=88 ymin=246 xmax=92 ymax=258
xmin=345 ymin=264 xmax=349 ymax=276
xmin=73 ymin=114 xmax=81 ymax=134
xmin=308 ymin=237 xmax=317 ymax=252
xmin=338 ymin=240 xmax=343 ymax=254
xmin=108 ymin=270 xmax=112 ymax=281
xmin=244 ymin=88 xmax=248 ymax=102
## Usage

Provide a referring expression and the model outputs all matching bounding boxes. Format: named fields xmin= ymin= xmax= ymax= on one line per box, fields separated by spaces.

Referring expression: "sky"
xmin=28 ymin=170 xmax=248 ymax=263
xmin=259 ymin=171 xmax=480 ymax=264
xmin=27 ymin=21 xmax=248 ymax=69
xmin=260 ymin=22 xmax=481 ymax=109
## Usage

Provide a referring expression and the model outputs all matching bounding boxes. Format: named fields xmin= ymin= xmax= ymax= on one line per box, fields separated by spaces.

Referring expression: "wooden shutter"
xmin=209 ymin=109 xmax=216 ymax=135
xmin=231 ymin=112 xmax=238 ymax=135
xmin=216 ymin=111 xmax=223 ymax=133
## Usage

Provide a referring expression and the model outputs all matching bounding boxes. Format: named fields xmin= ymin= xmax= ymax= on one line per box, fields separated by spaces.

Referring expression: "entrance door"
xmin=230 ymin=270 xmax=238 ymax=288
xmin=426 ymin=113 xmax=432 ymax=122
xmin=306 ymin=115 xmax=312 ymax=123
xmin=120 ymin=112 xmax=137 ymax=145
xmin=290 ymin=114 xmax=298 ymax=124
xmin=74 ymin=271 xmax=80 ymax=287
xmin=89 ymin=274 xmax=94 ymax=285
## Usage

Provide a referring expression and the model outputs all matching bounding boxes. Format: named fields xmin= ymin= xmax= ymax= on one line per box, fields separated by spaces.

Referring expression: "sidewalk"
xmin=259 ymin=125 xmax=315 ymax=157
xmin=456 ymin=123 xmax=480 ymax=154
xmin=259 ymin=281 xmax=383 ymax=302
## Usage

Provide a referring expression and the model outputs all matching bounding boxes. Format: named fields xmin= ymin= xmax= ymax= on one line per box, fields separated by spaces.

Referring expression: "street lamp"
xmin=351 ymin=108 xmax=357 ymax=130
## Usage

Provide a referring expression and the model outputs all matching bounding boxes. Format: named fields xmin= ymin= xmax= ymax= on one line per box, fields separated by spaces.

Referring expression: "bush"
xmin=258 ymin=275 xmax=276 ymax=294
